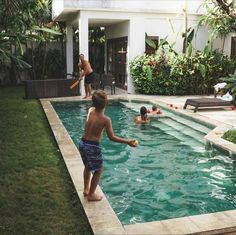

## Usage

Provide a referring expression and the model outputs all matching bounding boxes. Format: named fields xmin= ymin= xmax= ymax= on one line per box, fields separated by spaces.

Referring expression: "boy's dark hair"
xmin=92 ymin=90 xmax=108 ymax=110
xmin=140 ymin=106 xmax=147 ymax=116
xmin=152 ymin=105 xmax=157 ymax=111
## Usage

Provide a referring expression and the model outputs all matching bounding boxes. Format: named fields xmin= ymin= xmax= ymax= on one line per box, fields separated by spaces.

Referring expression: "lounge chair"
xmin=101 ymin=73 xmax=116 ymax=95
xmin=92 ymin=73 xmax=101 ymax=90
xmin=183 ymin=97 xmax=234 ymax=112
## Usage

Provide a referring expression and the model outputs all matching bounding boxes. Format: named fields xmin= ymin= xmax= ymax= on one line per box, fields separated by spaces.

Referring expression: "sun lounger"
xmin=183 ymin=98 xmax=233 ymax=112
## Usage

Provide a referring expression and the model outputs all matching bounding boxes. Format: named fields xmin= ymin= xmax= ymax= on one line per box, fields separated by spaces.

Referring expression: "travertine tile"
xmin=214 ymin=211 xmax=236 ymax=227
xmin=124 ymin=221 xmax=171 ymax=235
xmin=224 ymin=209 xmax=236 ymax=221
xmin=189 ymin=213 xmax=227 ymax=231
xmin=94 ymin=226 xmax=125 ymax=235
xmin=58 ymin=143 xmax=79 ymax=156
xmin=161 ymin=216 xmax=200 ymax=234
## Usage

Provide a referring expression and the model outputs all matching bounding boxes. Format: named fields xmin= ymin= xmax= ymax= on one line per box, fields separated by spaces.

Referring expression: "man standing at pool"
xmin=79 ymin=53 xmax=95 ymax=99
xmin=79 ymin=90 xmax=137 ymax=201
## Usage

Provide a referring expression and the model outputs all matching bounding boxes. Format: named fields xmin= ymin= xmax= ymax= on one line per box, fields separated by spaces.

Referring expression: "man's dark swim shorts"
xmin=84 ymin=72 xmax=95 ymax=84
xmin=79 ymin=138 xmax=103 ymax=171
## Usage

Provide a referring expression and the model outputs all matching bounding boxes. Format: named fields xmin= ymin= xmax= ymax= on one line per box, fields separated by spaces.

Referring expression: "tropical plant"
xmin=214 ymin=0 xmax=236 ymax=25
xmin=130 ymin=44 xmax=236 ymax=95
xmin=198 ymin=0 xmax=236 ymax=51
xmin=220 ymin=71 xmax=236 ymax=99
xmin=145 ymin=33 xmax=157 ymax=50
xmin=0 ymin=0 xmax=64 ymax=84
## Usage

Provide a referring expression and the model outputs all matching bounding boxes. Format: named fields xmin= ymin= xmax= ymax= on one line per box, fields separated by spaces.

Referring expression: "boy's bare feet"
xmin=83 ymin=191 xmax=89 ymax=197
xmin=82 ymin=96 xmax=88 ymax=99
xmin=87 ymin=193 xmax=103 ymax=201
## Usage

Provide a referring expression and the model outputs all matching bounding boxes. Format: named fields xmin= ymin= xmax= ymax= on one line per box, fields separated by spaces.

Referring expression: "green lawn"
xmin=0 ymin=86 xmax=93 ymax=235
xmin=223 ymin=129 xmax=236 ymax=144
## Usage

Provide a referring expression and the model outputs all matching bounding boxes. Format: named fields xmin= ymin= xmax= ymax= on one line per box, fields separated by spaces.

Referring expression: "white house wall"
xmin=106 ymin=21 xmax=128 ymax=39
xmin=104 ymin=11 xmax=210 ymax=55
xmin=52 ymin=0 xmax=205 ymax=20
xmin=103 ymin=11 xmax=211 ymax=93
xmin=52 ymin=0 xmax=233 ymax=94
xmin=212 ymin=33 xmax=234 ymax=56
xmin=224 ymin=34 xmax=234 ymax=56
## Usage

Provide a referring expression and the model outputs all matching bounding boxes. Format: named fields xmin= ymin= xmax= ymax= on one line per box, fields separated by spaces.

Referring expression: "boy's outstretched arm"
xmin=105 ymin=117 xmax=136 ymax=147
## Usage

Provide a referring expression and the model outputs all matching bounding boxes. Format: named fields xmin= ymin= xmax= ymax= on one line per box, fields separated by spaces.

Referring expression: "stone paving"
xmin=41 ymin=88 xmax=236 ymax=235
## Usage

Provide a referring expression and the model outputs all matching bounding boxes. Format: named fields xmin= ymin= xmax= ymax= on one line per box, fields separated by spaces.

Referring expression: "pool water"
xmin=52 ymin=101 xmax=236 ymax=225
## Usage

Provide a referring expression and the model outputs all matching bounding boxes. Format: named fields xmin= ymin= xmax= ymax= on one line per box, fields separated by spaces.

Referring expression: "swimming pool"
xmin=52 ymin=100 xmax=236 ymax=225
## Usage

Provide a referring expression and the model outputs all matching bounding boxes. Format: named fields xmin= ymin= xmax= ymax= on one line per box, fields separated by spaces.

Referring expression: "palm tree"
xmin=0 ymin=0 xmax=63 ymax=84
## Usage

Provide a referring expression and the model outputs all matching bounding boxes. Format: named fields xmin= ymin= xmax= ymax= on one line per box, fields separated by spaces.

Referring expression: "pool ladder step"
xmin=151 ymin=120 xmax=205 ymax=147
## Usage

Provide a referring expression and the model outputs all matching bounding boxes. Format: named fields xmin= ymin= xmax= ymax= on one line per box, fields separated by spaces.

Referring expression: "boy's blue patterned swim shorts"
xmin=79 ymin=138 xmax=103 ymax=171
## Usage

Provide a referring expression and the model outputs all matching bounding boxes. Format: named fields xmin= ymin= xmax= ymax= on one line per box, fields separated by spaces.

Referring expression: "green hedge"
xmin=130 ymin=48 xmax=236 ymax=95
xmin=223 ymin=130 xmax=236 ymax=144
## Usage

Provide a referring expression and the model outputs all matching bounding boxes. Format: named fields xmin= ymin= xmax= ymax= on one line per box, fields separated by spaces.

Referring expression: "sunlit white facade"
xmin=52 ymin=0 xmax=232 ymax=94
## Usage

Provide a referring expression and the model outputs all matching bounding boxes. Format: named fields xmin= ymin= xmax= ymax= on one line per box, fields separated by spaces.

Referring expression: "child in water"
xmin=149 ymin=105 xmax=162 ymax=115
xmin=134 ymin=106 xmax=150 ymax=124
xmin=79 ymin=90 xmax=137 ymax=201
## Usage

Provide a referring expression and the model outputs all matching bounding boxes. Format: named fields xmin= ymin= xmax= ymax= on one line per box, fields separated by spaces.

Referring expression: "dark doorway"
xmin=107 ymin=37 xmax=127 ymax=89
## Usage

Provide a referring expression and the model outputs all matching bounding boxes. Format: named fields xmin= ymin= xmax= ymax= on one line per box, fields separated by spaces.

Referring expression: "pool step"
xmin=157 ymin=117 xmax=207 ymax=140
xmin=165 ymin=114 xmax=211 ymax=134
xmin=151 ymin=120 xmax=205 ymax=148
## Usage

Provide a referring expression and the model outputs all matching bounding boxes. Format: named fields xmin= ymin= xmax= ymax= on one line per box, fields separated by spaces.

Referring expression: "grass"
xmin=0 ymin=86 xmax=93 ymax=235
xmin=223 ymin=129 xmax=236 ymax=144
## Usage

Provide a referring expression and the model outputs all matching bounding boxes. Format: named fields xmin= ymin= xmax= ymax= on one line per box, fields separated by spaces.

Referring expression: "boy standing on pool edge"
xmin=79 ymin=90 xmax=137 ymax=201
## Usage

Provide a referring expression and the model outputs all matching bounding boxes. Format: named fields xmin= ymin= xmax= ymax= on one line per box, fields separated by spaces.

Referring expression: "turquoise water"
xmin=52 ymin=101 xmax=236 ymax=225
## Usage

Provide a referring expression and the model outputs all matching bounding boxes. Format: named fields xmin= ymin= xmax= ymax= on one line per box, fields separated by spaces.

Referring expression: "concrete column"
xmin=79 ymin=12 xmax=89 ymax=97
xmin=127 ymin=18 xmax=145 ymax=94
xmin=66 ymin=25 xmax=73 ymax=78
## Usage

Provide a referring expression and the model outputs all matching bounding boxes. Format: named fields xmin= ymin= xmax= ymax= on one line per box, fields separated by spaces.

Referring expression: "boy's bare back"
xmin=83 ymin=107 xmax=109 ymax=142
xmin=82 ymin=90 xmax=136 ymax=147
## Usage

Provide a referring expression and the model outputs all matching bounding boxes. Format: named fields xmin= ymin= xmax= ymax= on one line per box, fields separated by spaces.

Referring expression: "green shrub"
xmin=129 ymin=48 xmax=236 ymax=95
xmin=130 ymin=52 xmax=176 ymax=95
xmin=223 ymin=130 xmax=236 ymax=144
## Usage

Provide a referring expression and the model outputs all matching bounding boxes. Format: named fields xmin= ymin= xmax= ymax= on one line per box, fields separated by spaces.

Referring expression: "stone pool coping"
xmin=41 ymin=94 xmax=236 ymax=235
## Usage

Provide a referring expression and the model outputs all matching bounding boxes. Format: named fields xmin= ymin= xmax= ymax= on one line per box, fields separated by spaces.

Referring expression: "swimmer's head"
xmin=140 ymin=106 xmax=148 ymax=119
xmin=152 ymin=105 xmax=157 ymax=111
